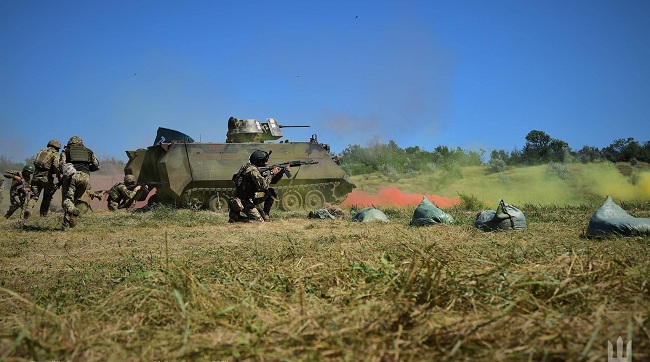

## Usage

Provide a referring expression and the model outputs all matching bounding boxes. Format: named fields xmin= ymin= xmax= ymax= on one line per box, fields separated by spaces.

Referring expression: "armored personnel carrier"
xmin=124 ymin=117 xmax=356 ymax=211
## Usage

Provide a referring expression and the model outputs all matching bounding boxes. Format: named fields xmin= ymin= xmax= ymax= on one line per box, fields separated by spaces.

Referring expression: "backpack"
xmin=34 ymin=149 xmax=52 ymax=169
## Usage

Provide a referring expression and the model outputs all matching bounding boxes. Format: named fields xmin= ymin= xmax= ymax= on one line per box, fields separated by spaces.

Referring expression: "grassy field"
xmin=1 ymin=163 xmax=649 ymax=361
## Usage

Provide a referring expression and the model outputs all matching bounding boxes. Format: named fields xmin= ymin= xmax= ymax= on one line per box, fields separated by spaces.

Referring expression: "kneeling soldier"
xmin=106 ymin=174 xmax=144 ymax=211
xmin=229 ymin=150 xmax=286 ymax=222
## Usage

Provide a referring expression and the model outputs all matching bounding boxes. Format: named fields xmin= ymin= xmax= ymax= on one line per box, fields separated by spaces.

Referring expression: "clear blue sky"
xmin=1 ymin=0 xmax=649 ymax=163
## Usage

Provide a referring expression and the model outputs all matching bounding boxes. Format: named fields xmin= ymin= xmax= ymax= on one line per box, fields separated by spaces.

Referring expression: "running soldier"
xmin=229 ymin=150 xmax=287 ymax=222
xmin=60 ymin=163 xmax=88 ymax=228
xmin=59 ymin=136 xmax=100 ymax=226
xmin=59 ymin=136 xmax=100 ymax=176
xmin=105 ymin=174 xmax=145 ymax=211
xmin=3 ymin=164 xmax=35 ymax=219
xmin=31 ymin=139 xmax=62 ymax=216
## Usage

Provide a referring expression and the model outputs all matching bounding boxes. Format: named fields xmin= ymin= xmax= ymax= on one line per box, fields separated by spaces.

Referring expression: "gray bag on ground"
xmin=410 ymin=196 xmax=454 ymax=226
xmin=475 ymin=199 xmax=527 ymax=231
xmin=352 ymin=207 xmax=389 ymax=223
xmin=586 ymin=196 xmax=650 ymax=238
xmin=308 ymin=208 xmax=335 ymax=219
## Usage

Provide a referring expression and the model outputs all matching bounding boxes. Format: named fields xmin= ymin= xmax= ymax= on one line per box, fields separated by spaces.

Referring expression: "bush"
xmin=438 ymin=160 xmax=463 ymax=185
xmin=378 ymin=164 xmax=400 ymax=182
xmin=456 ymin=192 xmax=487 ymax=210
xmin=341 ymin=162 xmax=374 ymax=176
xmin=487 ymin=158 xmax=507 ymax=174
xmin=546 ymin=162 xmax=569 ymax=180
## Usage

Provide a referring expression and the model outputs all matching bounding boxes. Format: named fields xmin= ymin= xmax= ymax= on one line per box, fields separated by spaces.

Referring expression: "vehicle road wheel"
xmin=280 ymin=190 xmax=303 ymax=211
xmin=208 ymin=194 xmax=229 ymax=212
xmin=304 ymin=190 xmax=326 ymax=209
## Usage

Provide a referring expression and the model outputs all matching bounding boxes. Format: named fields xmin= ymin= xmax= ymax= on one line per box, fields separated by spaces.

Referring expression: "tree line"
xmin=338 ymin=130 xmax=650 ymax=177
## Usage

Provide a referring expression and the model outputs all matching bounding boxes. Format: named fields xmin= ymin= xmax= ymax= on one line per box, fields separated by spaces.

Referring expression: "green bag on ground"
xmin=352 ymin=207 xmax=389 ymax=223
xmin=586 ymin=196 xmax=650 ymax=238
xmin=308 ymin=208 xmax=335 ymax=219
xmin=410 ymin=196 xmax=454 ymax=226
xmin=475 ymin=199 xmax=527 ymax=231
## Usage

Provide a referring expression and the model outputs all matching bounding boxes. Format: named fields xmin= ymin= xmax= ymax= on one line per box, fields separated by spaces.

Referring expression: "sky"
xmin=1 ymin=0 xmax=649 ymax=163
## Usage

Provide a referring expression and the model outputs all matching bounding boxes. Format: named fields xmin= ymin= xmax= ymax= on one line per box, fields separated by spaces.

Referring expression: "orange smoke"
xmin=340 ymin=186 xmax=459 ymax=208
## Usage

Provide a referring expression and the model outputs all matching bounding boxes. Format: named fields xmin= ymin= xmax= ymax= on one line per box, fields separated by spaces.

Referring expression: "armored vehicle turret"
xmin=125 ymin=117 xmax=355 ymax=211
xmin=226 ymin=117 xmax=310 ymax=143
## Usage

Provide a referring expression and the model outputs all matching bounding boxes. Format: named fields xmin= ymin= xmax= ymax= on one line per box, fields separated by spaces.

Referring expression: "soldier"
xmin=60 ymin=163 xmax=88 ymax=228
xmin=59 ymin=136 xmax=100 ymax=176
xmin=229 ymin=150 xmax=287 ymax=222
xmin=31 ymin=139 xmax=62 ymax=216
xmin=3 ymin=164 xmax=35 ymax=219
xmin=105 ymin=174 xmax=145 ymax=211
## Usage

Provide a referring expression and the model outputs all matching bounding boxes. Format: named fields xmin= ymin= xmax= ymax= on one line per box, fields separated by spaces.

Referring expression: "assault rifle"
xmin=89 ymin=183 xmax=153 ymax=202
xmin=258 ymin=160 xmax=319 ymax=179
xmin=257 ymin=160 xmax=318 ymax=201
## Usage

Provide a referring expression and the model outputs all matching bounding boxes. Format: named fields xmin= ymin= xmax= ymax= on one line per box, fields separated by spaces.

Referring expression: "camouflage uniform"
xmin=59 ymin=136 xmax=100 ymax=176
xmin=31 ymin=139 xmax=61 ymax=216
xmin=106 ymin=175 xmax=144 ymax=211
xmin=3 ymin=166 xmax=34 ymax=219
xmin=61 ymin=164 xmax=90 ymax=228
xmin=230 ymin=151 xmax=284 ymax=222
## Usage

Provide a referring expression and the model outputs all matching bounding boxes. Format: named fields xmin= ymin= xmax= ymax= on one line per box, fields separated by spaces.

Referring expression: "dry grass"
xmin=1 ymin=203 xmax=649 ymax=361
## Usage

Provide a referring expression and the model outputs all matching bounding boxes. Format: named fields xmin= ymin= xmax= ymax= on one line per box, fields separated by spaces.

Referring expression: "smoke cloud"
xmin=340 ymin=186 xmax=459 ymax=208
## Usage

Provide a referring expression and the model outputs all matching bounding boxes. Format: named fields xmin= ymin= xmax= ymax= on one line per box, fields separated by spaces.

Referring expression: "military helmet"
xmin=67 ymin=136 xmax=83 ymax=146
xmin=47 ymin=139 xmax=61 ymax=149
xmin=23 ymin=164 xmax=35 ymax=173
xmin=124 ymin=174 xmax=137 ymax=185
xmin=249 ymin=150 xmax=271 ymax=165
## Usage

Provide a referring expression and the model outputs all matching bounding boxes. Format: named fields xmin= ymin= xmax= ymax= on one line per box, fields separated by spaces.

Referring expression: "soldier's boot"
xmin=63 ymin=208 xmax=81 ymax=228
xmin=228 ymin=210 xmax=242 ymax=223
xmin=5 ymin=205 xmax=19 ymax=219
xmin=247 ymin=208 xmax=264 ymax=222
xmin=22 ymin=209 xmax=30 ymax=219
xmin=69 ymin=209 xmax=80 ymax=228
xmin=262 ymin=198 xmax=274 ymax=221
xmin=228 ymin=197 xmax=245 ymax=223
xmin=40 ymin=198 xmax=52 ymax=217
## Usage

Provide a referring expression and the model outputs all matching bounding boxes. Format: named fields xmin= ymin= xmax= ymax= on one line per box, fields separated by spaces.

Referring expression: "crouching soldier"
xmin=106 ymin=174 xmax=145 ymax=211
xmin=60 ymin=163 xmax=89 ymax=228
xmin=3 ymin=164 xmax=35 ymax=219
xmin=229 ymin=150 xmax=286 ymax=222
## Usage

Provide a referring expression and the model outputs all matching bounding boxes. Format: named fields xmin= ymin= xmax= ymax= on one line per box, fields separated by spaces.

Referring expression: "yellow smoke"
xmin=639 ymin=172 xmax=650 ymax=198
xmin=581 ymin=163 xmax=650 ymax=201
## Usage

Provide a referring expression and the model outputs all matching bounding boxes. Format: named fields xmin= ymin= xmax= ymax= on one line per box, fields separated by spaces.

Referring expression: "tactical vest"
xmin=66 ymin=144 xmax=95 ymax=173
xmin=232 ymin=164 xmax=250 ymax=188
xmin=67 ymin=144 xmax=92 ymax=163
xmin=234 ymin=163 xmax=265 ymax=198
xmin=34 ymin=149 xmax=54 ymax=170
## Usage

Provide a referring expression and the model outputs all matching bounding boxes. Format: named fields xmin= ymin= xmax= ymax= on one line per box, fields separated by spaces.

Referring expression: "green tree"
xmin=603 ymin=138 xmax=643 ymax=162
xmin=521 ymin=130 xmax=570 ymax=164
xmin=576 ymin=146 xmax=602 ymax=163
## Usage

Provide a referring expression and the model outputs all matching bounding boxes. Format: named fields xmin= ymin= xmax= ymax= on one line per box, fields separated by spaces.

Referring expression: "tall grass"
xmin=1 ymin=203 xmax=648 ymax=361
